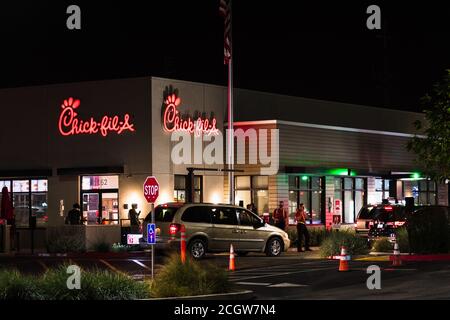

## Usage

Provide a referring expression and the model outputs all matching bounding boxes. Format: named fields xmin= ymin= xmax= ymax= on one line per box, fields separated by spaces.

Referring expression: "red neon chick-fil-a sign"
xmin=163 ymin=94 xmax=219 ymax=137
xmin=58 ymin=97 xmax=135 ymax=137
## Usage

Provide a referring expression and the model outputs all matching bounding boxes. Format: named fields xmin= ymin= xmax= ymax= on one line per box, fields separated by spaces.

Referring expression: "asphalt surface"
xmin=216 ymin=254 xmax=450 ymax=300
xmin=1 ymin=251 xmax=449 ymax=299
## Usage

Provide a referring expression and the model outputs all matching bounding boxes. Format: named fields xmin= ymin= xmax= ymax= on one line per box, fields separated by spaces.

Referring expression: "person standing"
xmin=66 ymin=203 xmax=82 ymax=225
xmin=295 ymin=203 xmax=311 ymax=252
xmin=128 ymin=204 xmax=141 ymax=232
xmin=273 ymin=201 xmax=289 ymax=231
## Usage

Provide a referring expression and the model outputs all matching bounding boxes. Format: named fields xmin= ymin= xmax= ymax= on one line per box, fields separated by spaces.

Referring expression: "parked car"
xmin=367 ymin=205 xmax=407 ymax=241
xmin=140 ymin=203 xmax=290 ymax=259
xmin=355 ymin=205 xmax=375 ymax=233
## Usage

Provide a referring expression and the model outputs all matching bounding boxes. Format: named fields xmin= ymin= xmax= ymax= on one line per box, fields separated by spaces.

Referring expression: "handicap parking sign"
xmin=147 ymin=223 xmax=156 ymax=245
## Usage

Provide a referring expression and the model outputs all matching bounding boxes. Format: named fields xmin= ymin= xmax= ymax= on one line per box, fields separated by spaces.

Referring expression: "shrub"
xmin=319 ymin=230 xmax=370 ymax=257
xmin=371 ymin=238 xmax=392 ymax=253
xmin=92 ymin=241 xmax=111 ymax=253
xmin=111 ymin=243 xmax=129 ymax=253
xmin=396 ymin=227 xmax=410 ymax=253
xmin=150 ymin=254 xmax=230 ymax=298
xmin=0 ymin=265 xmax=151 ymax=300
xmin=0 ymin=270 xmax=42 ymax=300
xmin=40 ymin=265 xmax=150 ymax=300
xmin=309 ymin=228 xmax=331 ymax=246
xmin=46 ymin=236 xmax=85 ymax=253
xmin=407 ymin=209 xmax=449 ymax=254
xmin=287 ymin=227 xmax=330 ymax=247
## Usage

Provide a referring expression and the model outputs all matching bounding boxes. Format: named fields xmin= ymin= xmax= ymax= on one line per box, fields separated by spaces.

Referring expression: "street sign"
xmin=127 ymin=234 xmax=142 ymax=245
xmin=143 ymin=176 xmax=160 ymax=203
xmin=147 ymin=223 xmax=156 ymax=245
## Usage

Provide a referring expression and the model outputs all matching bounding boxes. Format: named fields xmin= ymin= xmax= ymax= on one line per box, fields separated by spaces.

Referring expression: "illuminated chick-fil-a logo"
xmin=163 ymin=94 xmax=219 ymax=137
xmin=58 ymin=97 xmax=135 ymax=137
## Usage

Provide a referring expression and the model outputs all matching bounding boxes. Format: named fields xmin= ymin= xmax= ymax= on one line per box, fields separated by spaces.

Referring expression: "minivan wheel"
xmin=266 ymin=237 xmax=283 ymax=257
xmin=188 ymin=238 xmax=207 ymax=259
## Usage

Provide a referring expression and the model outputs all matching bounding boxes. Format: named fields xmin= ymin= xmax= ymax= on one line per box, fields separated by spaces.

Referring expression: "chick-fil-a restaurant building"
xmin=0 ymin=77 xmax=447 ymax=252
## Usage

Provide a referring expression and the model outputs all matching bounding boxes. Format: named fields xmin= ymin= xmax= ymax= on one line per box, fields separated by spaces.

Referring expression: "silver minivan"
xmin=140 ymin=203 xmax=290 ymax=259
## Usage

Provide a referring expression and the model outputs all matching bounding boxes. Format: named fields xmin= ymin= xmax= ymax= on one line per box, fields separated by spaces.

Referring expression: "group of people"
xmin=273 ymin=201 xmax=311 ymax=252
xmin=65 ymin=203 xmax=142 ymax=227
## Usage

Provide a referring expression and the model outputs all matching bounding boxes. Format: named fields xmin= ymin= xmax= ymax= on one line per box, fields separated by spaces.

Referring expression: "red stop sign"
xmin=143 ymin=176 xmax=160 ymax=203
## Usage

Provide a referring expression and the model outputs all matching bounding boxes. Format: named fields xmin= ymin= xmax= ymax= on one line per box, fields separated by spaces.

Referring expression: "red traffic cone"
xmin=392 ymin=242 xmax=402 ymax=267
xmin=229 ymin=244 xmax=236 ymax=271
xmin=338 ymin=246 xmax=350 ymax=272
xmin=180 ymin=225 xmax=186 ymax=264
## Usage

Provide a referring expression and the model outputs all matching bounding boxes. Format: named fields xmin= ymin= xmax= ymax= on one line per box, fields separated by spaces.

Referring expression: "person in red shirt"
xmin=273 ymin=201 xmax=289 ymax=231
xmin=295 ymin=203 xmax=311 ymax=252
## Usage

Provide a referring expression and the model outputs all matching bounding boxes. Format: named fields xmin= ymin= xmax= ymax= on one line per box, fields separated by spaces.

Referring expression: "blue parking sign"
xmin=147 ymin=223 xmax=156 ymax=245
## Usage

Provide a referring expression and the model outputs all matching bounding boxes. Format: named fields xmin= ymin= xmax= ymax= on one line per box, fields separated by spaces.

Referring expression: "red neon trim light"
xmin=163 ymin=94 xmax=219 ymax=137
xmin=58 ymin=97 xmax=135 ymax=137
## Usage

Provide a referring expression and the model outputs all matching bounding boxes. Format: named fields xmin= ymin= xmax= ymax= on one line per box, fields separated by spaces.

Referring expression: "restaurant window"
xmin=173 ymin=175 xmax=203 ymax=203
xmin=374 ymin=179 xmax=391 ymax=204
xmin=405 ymin=180 xmax=437 ymax=205
xmin=288 ymin=176 xmax=324 ymax=225
xmin=335 ymin=177 xmax=366 ymax=224
xmin=0 ymin=179 xmax=48 ymax=227
xmin=81 ymin=175 xmax=119 ymax=225
xmin=235 ymin=176 xmax=269 ymax=215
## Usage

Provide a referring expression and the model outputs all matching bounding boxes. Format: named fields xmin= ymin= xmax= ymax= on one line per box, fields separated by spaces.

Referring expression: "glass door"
xmin=82 ymin=193 xmax=100 ymax=225
xmin=101 ymin=192 xmax=119 ymax=224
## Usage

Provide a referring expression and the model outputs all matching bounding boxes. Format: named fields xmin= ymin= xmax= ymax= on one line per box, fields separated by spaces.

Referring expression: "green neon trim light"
xmin=301 ymin=176 xmax=309 ymax=181
xmin=327 ymin=168 xmax=350 ymax=176
xmin=411 ymin=173 xmax=421 ymax=179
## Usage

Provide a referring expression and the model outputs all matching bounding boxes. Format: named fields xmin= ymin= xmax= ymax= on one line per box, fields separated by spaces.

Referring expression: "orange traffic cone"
xmin=338 ymin=246 xmax=350 ymax=272
xmin=180 ymin=225 xmax=186 ymax=264
xmin=392 ymin=242 xmax=402 ymax=267
xmin=229 ymin=244 xmax=236 ymax=271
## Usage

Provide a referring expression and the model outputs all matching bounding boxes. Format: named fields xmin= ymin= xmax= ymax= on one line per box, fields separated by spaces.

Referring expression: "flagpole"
xmin=227 ymin=0 xmax=234 ymax=206
xmin=228 ymin=49 xmax=234 ymax=205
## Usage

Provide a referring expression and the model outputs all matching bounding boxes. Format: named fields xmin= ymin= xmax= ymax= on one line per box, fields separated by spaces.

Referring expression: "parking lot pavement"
xmin=221 ymin=257 xmax=450 ymax=300
xmin=0 ymin=255 xmax=164 ymax=280
xmin=2 ymin=252 xmax=449 ymax=300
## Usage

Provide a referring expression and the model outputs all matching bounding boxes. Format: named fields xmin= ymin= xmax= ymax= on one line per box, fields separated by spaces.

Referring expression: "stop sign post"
xmin=143 ymin=176 xmax=160 ymax=279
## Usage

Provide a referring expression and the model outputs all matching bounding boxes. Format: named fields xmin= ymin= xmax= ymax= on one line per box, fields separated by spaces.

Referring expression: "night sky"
xmin=0 ymin=1 xmax=449 ymax=112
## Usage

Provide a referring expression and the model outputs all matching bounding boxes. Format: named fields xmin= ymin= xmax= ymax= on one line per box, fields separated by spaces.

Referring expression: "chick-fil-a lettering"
xmin=163 ymin=94 xmax=219 ymax=137
xmin=58 ymin=97 xmax=135 ymax=137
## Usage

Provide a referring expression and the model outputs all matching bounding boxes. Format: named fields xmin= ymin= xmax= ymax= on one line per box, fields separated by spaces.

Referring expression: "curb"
xmin=140 ymin=290 xmax=254 ymax=301
xmin=13 ymin=251 xmax=150 ymax=259
xmin=390 ymin=254 xmax=450 ymax=262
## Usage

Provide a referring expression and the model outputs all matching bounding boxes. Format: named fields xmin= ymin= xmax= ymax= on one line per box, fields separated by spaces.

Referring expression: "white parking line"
xmin=235 ymin=282 xmax=272 ymax=286
xmin=132 ymin=259 xmax=152 ymax=271
xmin=231 ymin=267 xmax=337 ymax=282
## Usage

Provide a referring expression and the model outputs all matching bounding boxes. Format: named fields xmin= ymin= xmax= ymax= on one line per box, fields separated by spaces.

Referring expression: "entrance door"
xmin=82 ymin=193 xmax=100 ymax=225
xmin=102 ymin=192 xmax=119 ymax=224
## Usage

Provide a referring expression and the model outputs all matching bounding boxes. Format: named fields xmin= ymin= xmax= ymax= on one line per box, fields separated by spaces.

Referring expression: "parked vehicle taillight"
xmin=169 ymin=223 xmax=181 ymax=236
xmin=394 ymin=221 xmax=405 ymax=227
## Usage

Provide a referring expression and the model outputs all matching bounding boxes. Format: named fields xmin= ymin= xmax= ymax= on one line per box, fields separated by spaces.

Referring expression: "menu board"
xmin=13 ymin=180 xmax=29 ymax=192
xmin=31 ymin=180 xmax=48 ymax=192
xmin=0 ymin=180 xmax=10 ymax=191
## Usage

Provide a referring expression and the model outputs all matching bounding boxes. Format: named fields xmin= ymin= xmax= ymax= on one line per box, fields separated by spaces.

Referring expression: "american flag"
xmin=219 ymin=0 xmax=232 ymax=64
